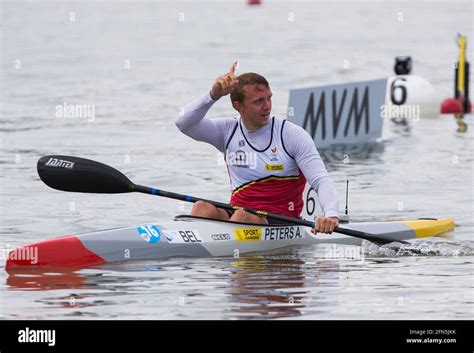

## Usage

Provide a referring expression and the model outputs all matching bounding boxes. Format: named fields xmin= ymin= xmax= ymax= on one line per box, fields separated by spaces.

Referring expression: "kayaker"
xmin=176 ymin=61 xmax=339 ymax=234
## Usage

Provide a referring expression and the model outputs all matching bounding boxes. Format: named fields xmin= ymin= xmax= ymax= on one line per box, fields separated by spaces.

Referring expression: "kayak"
xmin=5 ymin=215 xmax=454 ymax=272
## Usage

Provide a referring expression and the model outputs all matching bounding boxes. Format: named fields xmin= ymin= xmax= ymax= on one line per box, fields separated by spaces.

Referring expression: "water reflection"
xmin=5 ymin=249 xmax=343 ymax=320
xmin=319 ymin=142 xmax=386 ymax=169
xmin=6 ymin=269 xmax=87 ymax=291
xmin=389 ymin=119 xmax=413 ymax=137
xmin=227 ymin=249 xmax=341 ymax=319
xmin=228 ymin=256 xmax=307 ymax=319
xmin=6 ymin=266 xmax=157 ymax=292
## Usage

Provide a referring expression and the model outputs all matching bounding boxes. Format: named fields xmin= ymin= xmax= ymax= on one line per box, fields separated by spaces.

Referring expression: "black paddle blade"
xmin=37 ymin=155 xmax=133 ymax=193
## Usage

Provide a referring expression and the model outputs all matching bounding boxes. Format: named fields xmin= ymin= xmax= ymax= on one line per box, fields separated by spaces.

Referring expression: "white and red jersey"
xmin=176 ymin=92 xmax=339 ymax=219
xmin=224 ymin=117 xmax=306 ymax=217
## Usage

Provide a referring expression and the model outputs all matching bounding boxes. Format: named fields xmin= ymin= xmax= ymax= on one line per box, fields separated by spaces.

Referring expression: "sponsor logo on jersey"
xmin=269 ymin=147 xmax=280 ymax=161
xmin=265 ymin=163 xmax=285 ymax=172
xmin=226 ymin=150 xmax=257 ymax=169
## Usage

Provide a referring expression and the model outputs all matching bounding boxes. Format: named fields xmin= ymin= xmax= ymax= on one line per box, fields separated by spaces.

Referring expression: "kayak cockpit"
xmin=173 ymin=214 xmax=298 ymax=227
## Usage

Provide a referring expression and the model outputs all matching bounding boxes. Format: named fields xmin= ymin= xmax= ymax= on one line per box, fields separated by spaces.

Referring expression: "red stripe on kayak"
xmin=5 ymin=236 xmax=106 ymax=272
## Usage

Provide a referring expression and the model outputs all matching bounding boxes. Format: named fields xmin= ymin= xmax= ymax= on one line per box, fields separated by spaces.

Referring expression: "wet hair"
xmin=230 ymin=72 xmax=270 ymax=104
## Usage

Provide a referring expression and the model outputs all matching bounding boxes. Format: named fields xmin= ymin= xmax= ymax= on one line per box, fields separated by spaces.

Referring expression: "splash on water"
xmin=363 ymin=239 xmax=474 ymax=257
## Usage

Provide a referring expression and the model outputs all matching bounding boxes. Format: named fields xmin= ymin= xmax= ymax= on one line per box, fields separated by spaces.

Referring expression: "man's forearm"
xmin=315 ymin=178 xmax=339 ymax=218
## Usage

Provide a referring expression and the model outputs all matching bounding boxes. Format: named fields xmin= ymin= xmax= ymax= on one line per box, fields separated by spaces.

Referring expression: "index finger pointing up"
xmin=228 ymin=60 xmax=239 ymax=74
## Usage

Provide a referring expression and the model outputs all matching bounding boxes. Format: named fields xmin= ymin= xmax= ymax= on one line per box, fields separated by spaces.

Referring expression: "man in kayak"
xmin=176 ymin=61 xmax=339 ymax=234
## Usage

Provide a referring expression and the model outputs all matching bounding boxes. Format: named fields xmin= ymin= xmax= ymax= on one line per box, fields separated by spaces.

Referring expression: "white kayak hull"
xmin=5 ymin=216 xmax=454 ymax=272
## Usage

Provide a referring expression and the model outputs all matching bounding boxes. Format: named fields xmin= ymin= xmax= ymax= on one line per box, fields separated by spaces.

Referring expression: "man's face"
xmin=233 ymin=84 xmax=272 ymax=129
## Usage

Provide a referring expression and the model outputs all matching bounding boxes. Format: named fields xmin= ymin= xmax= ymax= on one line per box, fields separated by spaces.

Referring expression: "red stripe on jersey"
xmin=230 ymin=173 xmax=307 ymax=218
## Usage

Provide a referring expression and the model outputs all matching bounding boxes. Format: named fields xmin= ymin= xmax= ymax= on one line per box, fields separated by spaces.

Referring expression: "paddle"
xmin=37 ymin=155 xmax=409 ymax=245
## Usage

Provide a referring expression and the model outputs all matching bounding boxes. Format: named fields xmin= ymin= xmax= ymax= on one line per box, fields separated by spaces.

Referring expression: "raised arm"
xmin=175 ymin=61 xmax=239 ymax=152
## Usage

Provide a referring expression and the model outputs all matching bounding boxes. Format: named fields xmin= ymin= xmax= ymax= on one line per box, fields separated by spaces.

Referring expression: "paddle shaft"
xmin=131 ymin=184 xmax=407 ymax=245
xmin=36 ymin=155 xmax=408 ymax=245
xmin=132 ymin=184 xmax=313 ymax=225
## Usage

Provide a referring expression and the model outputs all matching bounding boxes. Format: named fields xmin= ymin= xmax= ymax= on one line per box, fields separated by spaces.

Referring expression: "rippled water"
xmin=1 ymin=1 xmax=473 ymax=320
xmin=2 ymin=242 xmax=473 ymax=320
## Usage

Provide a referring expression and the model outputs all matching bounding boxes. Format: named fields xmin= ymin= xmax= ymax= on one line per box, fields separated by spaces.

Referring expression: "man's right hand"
xmin=210 ymin=60 xmax=239 ymax=101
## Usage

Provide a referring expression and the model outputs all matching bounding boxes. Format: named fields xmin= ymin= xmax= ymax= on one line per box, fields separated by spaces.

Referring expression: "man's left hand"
xmin=311 ymin=217 xmax=339 ymax=234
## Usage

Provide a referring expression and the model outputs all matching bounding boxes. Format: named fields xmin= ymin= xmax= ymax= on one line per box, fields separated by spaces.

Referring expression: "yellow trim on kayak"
xmin=399 ymin=218 xmax=455 ymax=238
